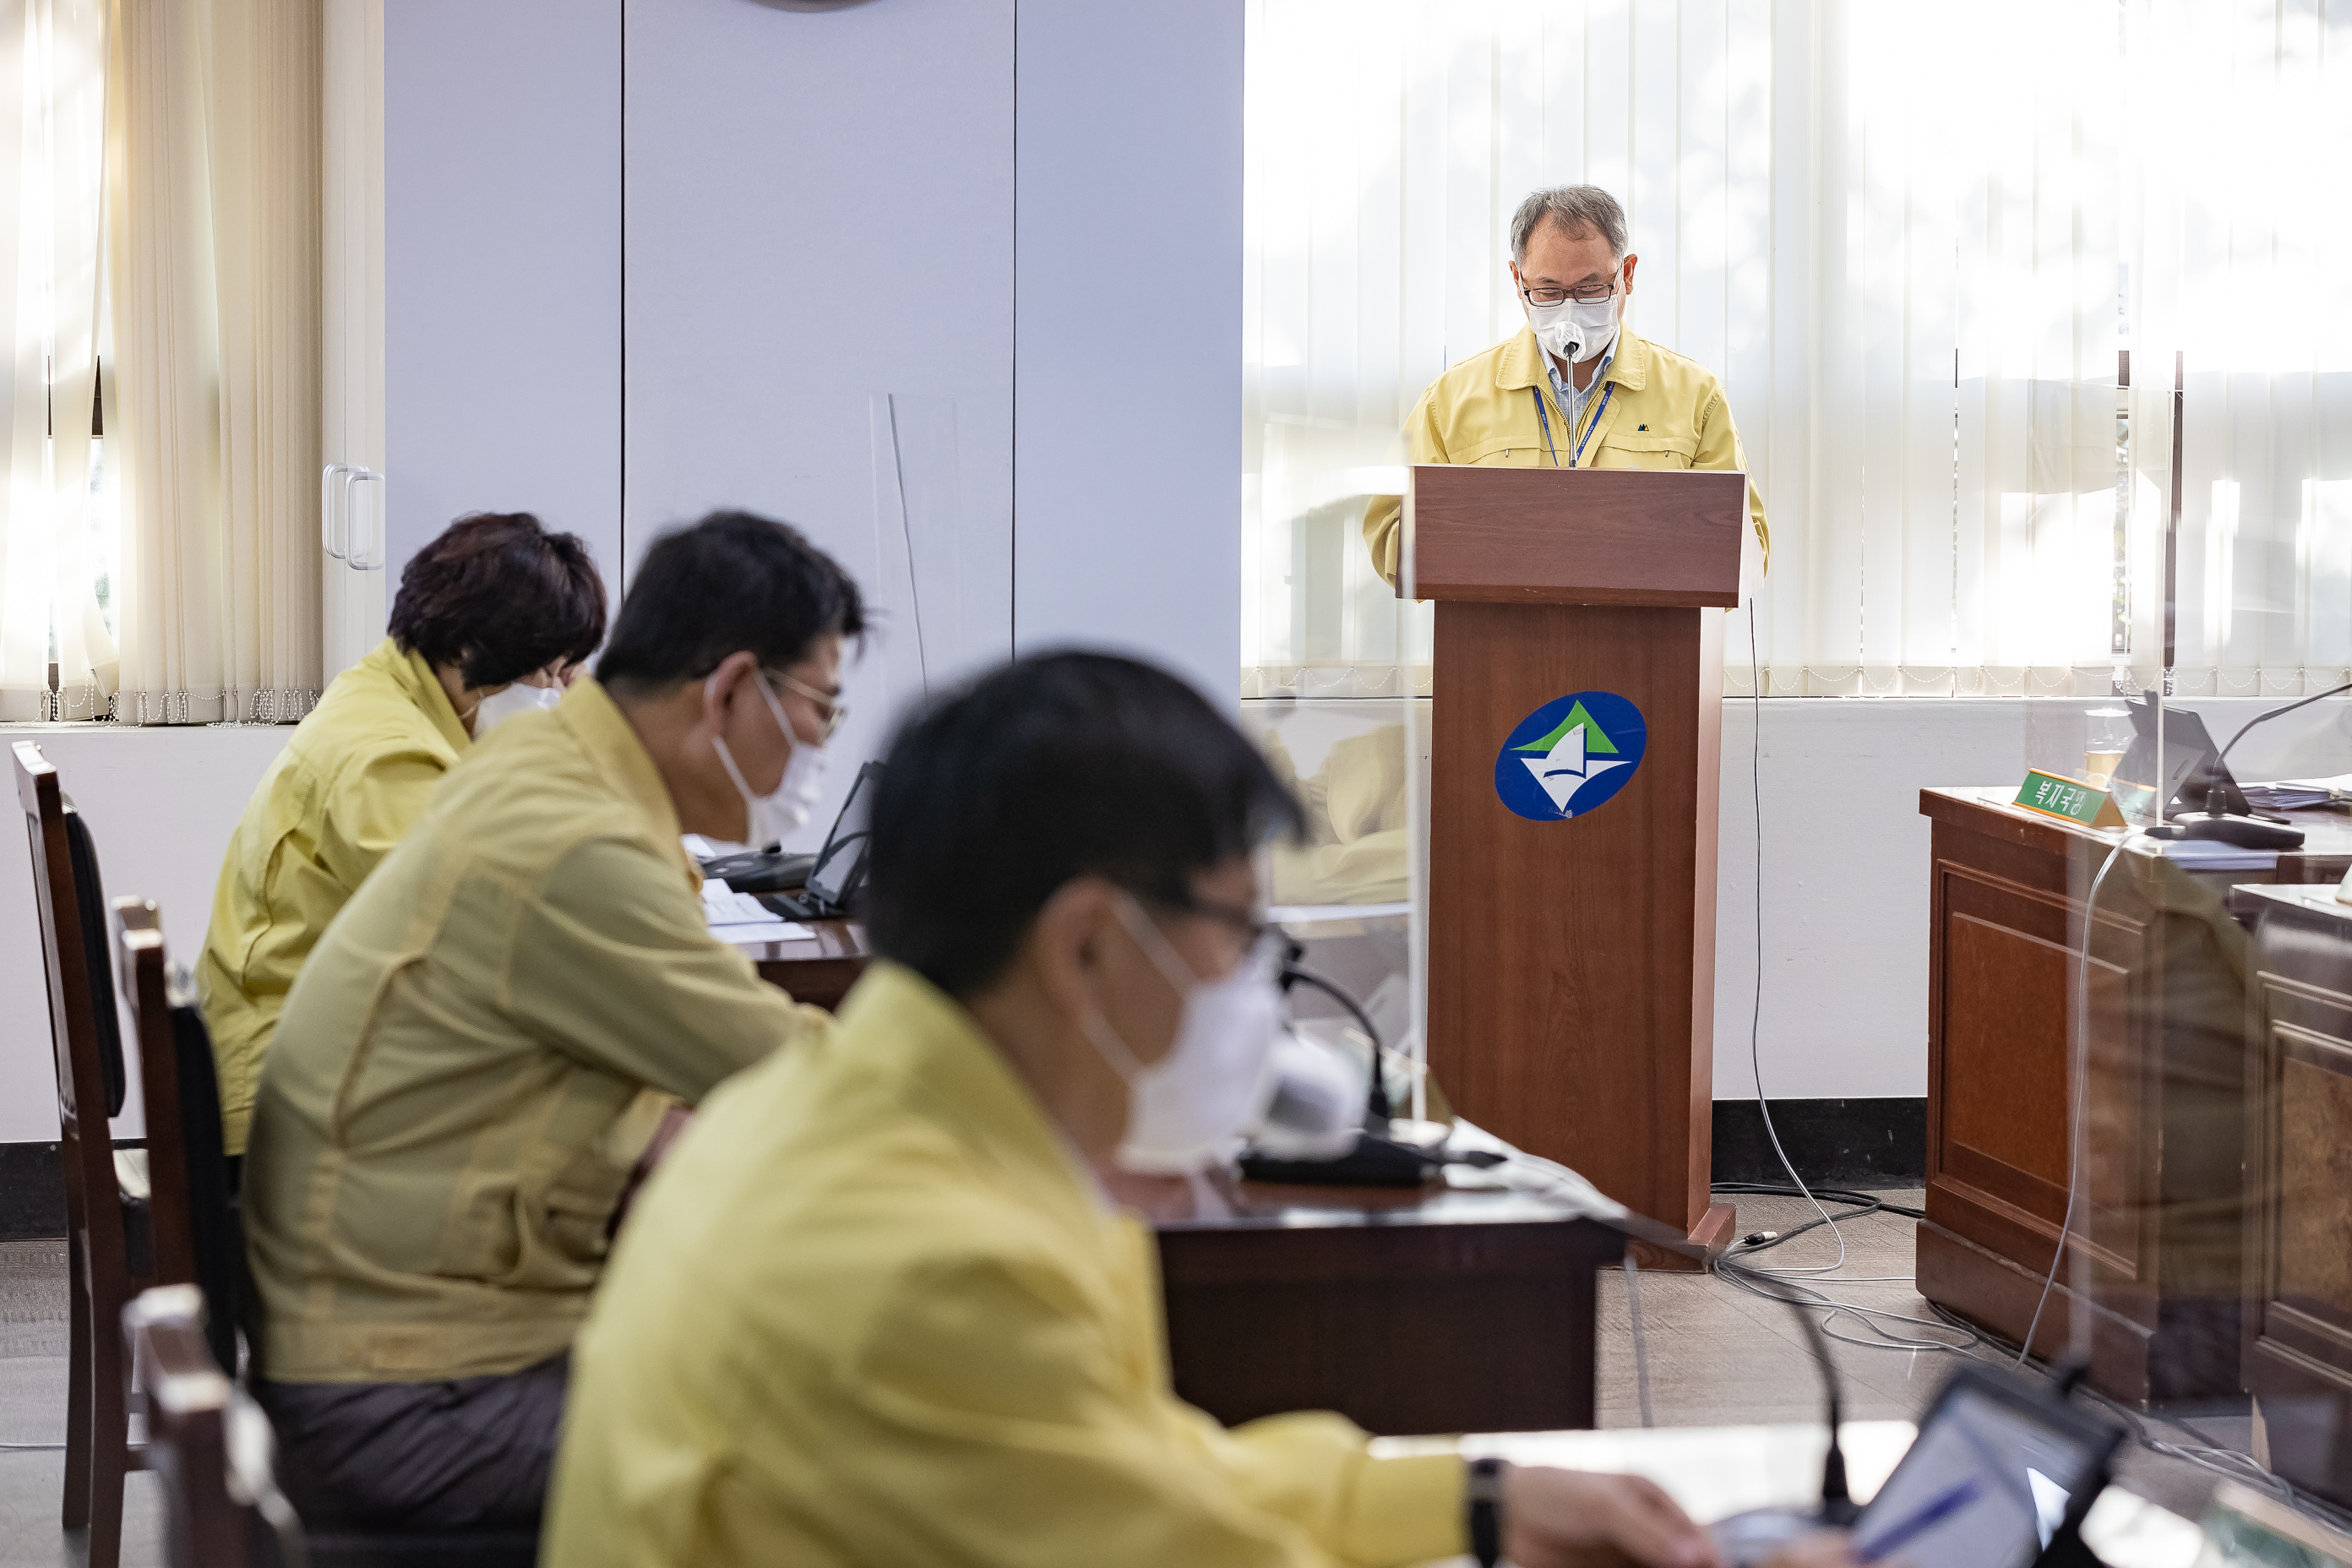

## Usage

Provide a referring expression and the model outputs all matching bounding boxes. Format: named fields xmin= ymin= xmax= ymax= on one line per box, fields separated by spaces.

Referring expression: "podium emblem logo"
xmin=1493 ymin=690 xmax=1647 ymax=821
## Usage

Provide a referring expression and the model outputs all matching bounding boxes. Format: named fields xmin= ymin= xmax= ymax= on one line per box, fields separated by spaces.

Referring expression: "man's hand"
xmin=1759 ymin=1532 xmax=1860 ymax=1568
xmin=1499 ymin=1464 xmax=1726 ymax=1568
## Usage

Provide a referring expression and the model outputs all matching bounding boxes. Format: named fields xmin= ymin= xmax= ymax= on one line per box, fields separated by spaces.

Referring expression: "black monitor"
xmin=770 ymin=760 xmax=881 ymax=919
xmin=2110 ymin=691 xmax=2250 ymax=820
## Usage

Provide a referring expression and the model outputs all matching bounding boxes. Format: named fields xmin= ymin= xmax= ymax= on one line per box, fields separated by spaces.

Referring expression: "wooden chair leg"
xmin=82 ymin=1276 xmax=130 ymax=1568
xmin=63 ymin=1228 xmax=92 ymax=1531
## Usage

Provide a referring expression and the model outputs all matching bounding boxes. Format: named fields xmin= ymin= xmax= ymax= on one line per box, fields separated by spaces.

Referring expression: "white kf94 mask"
xmin=471 ymin=679 xmax=560 ymax=737
xmin=1082 ymin=896 xmax=1285 ymax=1175
xmin=709 ymin=668 xmax=831 ymax=850
xmin=1525 ymin=288 xmax=1621 ymax=366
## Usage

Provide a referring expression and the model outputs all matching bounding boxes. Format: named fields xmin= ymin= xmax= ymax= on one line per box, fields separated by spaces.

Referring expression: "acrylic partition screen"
xmin=1239 ymin=537 xmax=1429 ymax=1129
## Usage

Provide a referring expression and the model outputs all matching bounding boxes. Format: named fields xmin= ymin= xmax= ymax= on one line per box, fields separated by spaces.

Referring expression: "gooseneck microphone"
xmin=1275 ymin=939 xmax=1392 ymax=1127
xmin=1717 ymin=1253 xmax=1859 ymax=1525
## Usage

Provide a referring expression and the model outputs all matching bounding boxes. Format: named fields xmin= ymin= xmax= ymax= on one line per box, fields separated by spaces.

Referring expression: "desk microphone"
xmin=1729 ymin=1255 xmax=1859 ymax=1522
xmin=1239 ymin=942 xmax=1447 ymax=1187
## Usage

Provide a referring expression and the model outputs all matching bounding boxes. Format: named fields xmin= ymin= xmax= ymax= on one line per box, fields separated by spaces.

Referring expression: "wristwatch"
xmin=1467 ymin=1456 xmax=1505 ymax=1568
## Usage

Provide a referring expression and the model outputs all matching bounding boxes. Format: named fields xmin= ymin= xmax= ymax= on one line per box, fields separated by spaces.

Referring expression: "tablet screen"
xmin=1850 ymin=1384 xmax=2109 ymax=1568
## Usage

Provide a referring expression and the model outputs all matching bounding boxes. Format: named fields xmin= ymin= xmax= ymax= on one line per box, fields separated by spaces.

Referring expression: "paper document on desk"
xmin=2156 ymin=839 xmax=2278 ymax=873
xmin=2245 ymin=773 xmax=2352 ymax=811
xmin=700 ymin=881 xmax=815 ymax=945
xmin=1441 ymin=1119 xmax=1626 ymax=1220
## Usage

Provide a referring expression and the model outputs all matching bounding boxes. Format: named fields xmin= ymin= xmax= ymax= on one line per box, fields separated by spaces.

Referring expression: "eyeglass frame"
xmin=1517 ymin=275 xmax=1623 ymax=307
xmin=1139 ymin=888 xmax=1285 ymax=974
xmin=760 ymin=668 xmax=849 ymax=744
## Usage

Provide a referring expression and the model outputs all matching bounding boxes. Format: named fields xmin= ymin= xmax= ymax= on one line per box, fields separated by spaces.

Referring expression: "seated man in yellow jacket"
xmin=242 ymin=510 xmax=858 ymax=1531
xmin=198 ymin=511 xmax=607 ymax=1159
xmin=547 ymin=651 xmax=1831 ymax=1568
xmin=1364 ymin=183 xmax=1769 ymax=585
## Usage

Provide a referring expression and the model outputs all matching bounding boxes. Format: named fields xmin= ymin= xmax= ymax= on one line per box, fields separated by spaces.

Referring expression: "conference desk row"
xmin=1919 ymin=787 xmax=2352 ymax=1505
xmin=738 ymin=923 xmax=1627 ymax=1437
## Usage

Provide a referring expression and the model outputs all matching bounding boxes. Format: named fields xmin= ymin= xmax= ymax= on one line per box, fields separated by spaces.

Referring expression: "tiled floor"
xmin=0 ymin=1190 xmax=2257 ymax=1565
xmin=0 ymin=1240 xmax=161 ymax=1568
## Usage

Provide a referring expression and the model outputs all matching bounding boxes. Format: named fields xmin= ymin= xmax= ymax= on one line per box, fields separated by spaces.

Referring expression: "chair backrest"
xmin=116 ymin=898 xmax=238 ymax=1368
xmin=127 ymin=1283 xmax=316 ymax=1568
xmin=14 ymin=740 xmax=129 ymax=1262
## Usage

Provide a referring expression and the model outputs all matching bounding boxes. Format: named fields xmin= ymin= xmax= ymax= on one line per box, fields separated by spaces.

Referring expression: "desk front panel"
xmin=2246 ymin=907 xmax=2352 ymax=1506
xmin=1918 ymin=790 xmax=2251 ymax=1403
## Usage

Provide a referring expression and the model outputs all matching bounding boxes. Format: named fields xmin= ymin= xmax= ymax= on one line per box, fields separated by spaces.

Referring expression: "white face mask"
xmin=1082 ymin=897 xmax=1285 ymax=1175
xmin=471 ymin=678 xmax=561 ymax=736
xmin=709 ymin=669 xmax=831 ymax=850
xmin=1524 ymin=276 xmax=1622 ymax=366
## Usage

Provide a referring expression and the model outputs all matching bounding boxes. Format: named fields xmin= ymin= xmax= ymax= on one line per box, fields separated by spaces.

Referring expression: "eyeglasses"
xmin=1520 ymin=280 xmax=1620 ymax=306
xmin=1145 ymin=890 xmax=1284 ymax=971
xmin=765 ymin=671 xmax=849 ymax=744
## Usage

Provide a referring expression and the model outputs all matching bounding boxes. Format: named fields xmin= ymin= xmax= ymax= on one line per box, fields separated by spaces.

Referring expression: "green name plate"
xmin=2015 ymin=769 xmax=2126 ymax=829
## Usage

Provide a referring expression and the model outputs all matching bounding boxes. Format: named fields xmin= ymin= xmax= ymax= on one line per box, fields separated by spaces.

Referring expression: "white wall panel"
xmin=384 ymin=1 xmax=623 ymax=596
xmin=0 ymin=728 xmax=290 ymax=1143
xmin=1013 ymin=0 xmax=1244 ymax=705
xmin=622 ymin=0 xmax=1014 ymax=843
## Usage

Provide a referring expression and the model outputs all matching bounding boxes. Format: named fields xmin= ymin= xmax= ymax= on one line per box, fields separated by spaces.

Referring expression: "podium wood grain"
xmin=1411 ymin=466 xmax=1744 ymax=1255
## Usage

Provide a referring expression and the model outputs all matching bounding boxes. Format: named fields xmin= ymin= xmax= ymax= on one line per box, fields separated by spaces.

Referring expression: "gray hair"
xmin=1509 ymin=185 xmax=1628 ymax=264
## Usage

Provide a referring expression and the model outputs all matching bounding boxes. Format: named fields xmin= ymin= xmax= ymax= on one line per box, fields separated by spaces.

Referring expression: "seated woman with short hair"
xmin=197 ymin=510 xmax=607 ymax=1158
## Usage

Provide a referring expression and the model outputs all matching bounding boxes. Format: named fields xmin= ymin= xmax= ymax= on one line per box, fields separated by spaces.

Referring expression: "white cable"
xmin=1740 ymin=600 xmax=1848 ymax=1278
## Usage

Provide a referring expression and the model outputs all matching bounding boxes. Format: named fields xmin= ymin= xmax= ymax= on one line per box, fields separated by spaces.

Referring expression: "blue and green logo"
xmin=1492 ymin=690 xmax=1647 ymax=821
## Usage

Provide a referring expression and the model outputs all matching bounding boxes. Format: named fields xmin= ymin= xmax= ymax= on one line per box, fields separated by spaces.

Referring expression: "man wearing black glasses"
xmin=544 ymin=650 xmax=1842 ymax=1568
xmin=1363 ymin=183 xmax=1770 ymax=586
xmin=241 ymin=510 xmax=860 ymax=1532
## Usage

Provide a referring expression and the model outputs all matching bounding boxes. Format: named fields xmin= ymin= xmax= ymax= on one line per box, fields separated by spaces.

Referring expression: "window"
xmin=1243 ymin=0 xmax=2352 ymax=700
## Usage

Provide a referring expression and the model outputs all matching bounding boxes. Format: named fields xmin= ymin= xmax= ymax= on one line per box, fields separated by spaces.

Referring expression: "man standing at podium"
xmin=1364 ymin=184 xmax=1768 ymax=585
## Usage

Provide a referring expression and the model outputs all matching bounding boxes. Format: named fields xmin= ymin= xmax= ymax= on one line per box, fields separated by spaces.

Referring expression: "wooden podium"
xmin=1406 ymin=464 xmax=1750 ymax=1260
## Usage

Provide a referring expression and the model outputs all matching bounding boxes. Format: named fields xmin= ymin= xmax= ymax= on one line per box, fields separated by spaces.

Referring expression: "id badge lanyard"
xmin=1531 ymin=381 xmax=1614 ymax=468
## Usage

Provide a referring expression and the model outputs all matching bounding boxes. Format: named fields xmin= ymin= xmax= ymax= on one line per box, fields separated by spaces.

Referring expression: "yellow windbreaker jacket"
xmin=197 ymin=639 xmax=471 ymax=1155
xmin=241 ymin=678 xmax=826 ymax=1383
xmin=546 ymin=961 xmax=1467 ymax=1568
xmin=1363 ymin=325 xmax=1770 ymax=585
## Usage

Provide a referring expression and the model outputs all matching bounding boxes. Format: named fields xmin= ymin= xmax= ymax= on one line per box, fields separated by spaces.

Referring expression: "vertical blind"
xmin=1243 ymin=0 xmax=2352 ymax=700
xmin=0 ymin=0 xmax=117 ymax=721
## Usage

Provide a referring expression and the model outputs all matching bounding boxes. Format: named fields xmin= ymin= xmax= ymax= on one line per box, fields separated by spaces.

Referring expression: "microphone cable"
xmin=1713 ymin=599 xmax=1988 ymax=1358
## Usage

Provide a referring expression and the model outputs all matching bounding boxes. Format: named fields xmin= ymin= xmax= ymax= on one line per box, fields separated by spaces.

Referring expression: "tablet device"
xmin=1848 ymin=1364 xmax=2121 ymax=1568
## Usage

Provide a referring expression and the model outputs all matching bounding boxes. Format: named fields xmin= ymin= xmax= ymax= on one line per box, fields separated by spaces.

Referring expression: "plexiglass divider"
xmin=1237 ymin=492 xmax=1429 ymax=1136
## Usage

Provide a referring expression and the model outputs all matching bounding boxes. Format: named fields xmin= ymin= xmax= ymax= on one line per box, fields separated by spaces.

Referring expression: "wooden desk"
xmin=1137 ymin=1175 xmax=1626 ymax=1436
xmin=743 ymin=947 xmax=1627 ymax=1435
xmin=2236 ymin=885 xmax=2352 ymax=1510
xmin=1916 ymin=788 xmax=2352 ymax=1405
xmin=736 ymin=920 xmax=870 ymax=1010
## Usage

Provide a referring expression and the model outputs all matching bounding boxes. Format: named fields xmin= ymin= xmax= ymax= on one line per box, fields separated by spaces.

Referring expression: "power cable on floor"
xmin=1714 ymin=604 xmax=1997 ymax=1363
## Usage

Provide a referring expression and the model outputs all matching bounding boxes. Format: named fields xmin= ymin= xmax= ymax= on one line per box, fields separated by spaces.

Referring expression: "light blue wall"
xmin=384 ymin=0 xmax=624 ymax=599
xmin=1013 ymin=1 xmax=1244 ymax=705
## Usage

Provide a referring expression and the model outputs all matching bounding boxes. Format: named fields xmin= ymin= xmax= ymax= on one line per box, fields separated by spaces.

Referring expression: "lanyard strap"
xmin=1531 ymin=379 xmax=1614 ymax=468
xmin=1570 ymin=382 xmax=1614 ymax=466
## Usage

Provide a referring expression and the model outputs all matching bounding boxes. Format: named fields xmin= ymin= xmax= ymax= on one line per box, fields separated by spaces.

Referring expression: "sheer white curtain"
xmin=1243 ymin=0 xmax=2352 ymax=699
xmin=2130 ymin=0 xmax=2352 ymax=698
xmin=0 ymin=0 xmax=118 ymax=721
xmin=107 ymin=0 xmax=318 ymax=724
